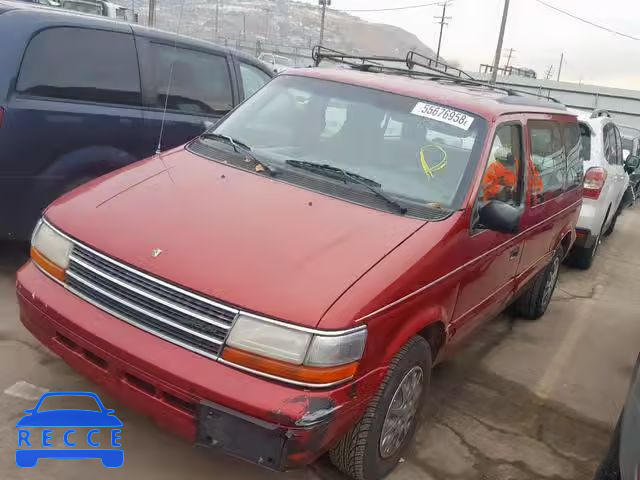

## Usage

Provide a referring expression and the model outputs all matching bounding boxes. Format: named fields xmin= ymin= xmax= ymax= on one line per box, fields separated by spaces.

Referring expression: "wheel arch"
xmin=378 ymin=305 xmax=448 ymax=366
xmin=417 ymin=322 xmax=446 ymax=362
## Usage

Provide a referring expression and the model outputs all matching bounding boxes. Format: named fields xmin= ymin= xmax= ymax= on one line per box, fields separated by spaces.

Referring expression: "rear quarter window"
xmin=579 ymin=123 xmax=591 ymax=161
xmin=564 ymin=122 xmax=583 ymax=188
xmin=16 ymin=27 xmax=141 ymax=106
xmin=239 ymin=63 xmax=270 ymax=99
xmin=149 ymin=43 xmax=233 ymax=115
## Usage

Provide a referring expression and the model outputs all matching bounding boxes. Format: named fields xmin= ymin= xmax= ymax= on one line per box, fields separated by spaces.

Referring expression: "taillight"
xmin=0 ymin=107 xmax=4 ymax=128
xmin=583 ymin=167 xmax=607 ymax=199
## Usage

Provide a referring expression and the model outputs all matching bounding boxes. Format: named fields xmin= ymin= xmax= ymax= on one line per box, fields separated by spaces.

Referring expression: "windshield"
xmin=211 ymin=75 xmax=487 ymax=212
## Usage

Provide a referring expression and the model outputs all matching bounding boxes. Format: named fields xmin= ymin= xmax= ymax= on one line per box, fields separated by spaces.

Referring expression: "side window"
xmin=603 ymin=124 xmax=617 ymax=165
xmin=613 ymin=126 xmax=624 ymax=165
xmin=578 ymin=123 xmax=591 ymax=161
xmin=239 ymin=63 xmax=270 ymax=99
xmin=529 ymin=121 xmax=565 ymax=204
xmin=149 ymin=44 xmax=233 ymax=115
xmin=478 ymin=124 xmax=523 ymax=207
xmin=564 ymin=123 xmax=583 ymax=188
xmin=17 ymin=27 xmax=140 ymax=106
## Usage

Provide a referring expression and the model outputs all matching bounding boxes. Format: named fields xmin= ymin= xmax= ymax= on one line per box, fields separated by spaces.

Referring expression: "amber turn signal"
xmin=31 ymin=246 xmax=66 ymax=282
xmin=222 ymin=346 xmax=358 ymax=385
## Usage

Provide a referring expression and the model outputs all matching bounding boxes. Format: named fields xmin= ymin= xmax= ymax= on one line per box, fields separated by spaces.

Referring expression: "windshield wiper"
xmin=285 ymin=160 xmax=407 ymax=215
xmin=200 ymin=133 xmax=275 ymax=175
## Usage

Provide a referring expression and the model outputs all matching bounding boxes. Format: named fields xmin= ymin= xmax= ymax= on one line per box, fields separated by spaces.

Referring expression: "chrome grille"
xmin=66 ymin=244 xmax=238 ymax=358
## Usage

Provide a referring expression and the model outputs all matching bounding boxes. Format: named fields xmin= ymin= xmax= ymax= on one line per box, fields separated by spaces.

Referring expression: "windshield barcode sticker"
xmin=411 ymin=102 xmax=474 ymax=130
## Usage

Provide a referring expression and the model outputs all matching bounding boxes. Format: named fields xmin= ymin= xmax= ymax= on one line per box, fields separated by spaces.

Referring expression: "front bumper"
xmin=16 ymin=262 xmax=386 ymax=470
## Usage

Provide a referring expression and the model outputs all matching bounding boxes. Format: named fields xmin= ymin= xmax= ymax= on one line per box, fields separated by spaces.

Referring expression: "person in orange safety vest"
xmin=482 ymin=149 xmax=543 ymax=203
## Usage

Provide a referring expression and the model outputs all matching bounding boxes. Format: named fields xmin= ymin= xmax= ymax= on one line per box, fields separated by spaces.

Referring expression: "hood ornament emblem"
xmin=151 ymin=248 xmax=163 ymax=258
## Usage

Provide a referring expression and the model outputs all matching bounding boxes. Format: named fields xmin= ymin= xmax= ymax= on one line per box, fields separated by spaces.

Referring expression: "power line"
xmin=342 ymin=2 xmax=441 ymax=13
xmin=535 ymin=0 xmax=640 ymax=41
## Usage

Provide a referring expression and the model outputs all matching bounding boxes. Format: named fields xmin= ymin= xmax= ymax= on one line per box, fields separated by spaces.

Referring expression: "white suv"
xmin=568 ymin=110 xmax=629 ymax=269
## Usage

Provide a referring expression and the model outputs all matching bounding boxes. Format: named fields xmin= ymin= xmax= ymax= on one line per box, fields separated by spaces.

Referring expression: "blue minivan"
xmin=0 ymin=1 xmax=273 ymax=240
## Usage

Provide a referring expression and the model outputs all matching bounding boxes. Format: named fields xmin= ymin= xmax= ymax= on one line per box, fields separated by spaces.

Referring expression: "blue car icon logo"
xmin=15 ymin=391 xmax=123 ymax=468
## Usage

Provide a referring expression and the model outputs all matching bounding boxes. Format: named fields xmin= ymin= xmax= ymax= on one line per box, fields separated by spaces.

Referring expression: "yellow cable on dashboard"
xmin=420 ymin=144 xmax=448 ymax=179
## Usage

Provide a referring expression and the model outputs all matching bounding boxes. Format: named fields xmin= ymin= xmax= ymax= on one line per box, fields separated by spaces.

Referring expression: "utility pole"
xmin=214 ymin=0 xmax=220 ymax=38
xmin=544 ymin=64 xmax=554 ymax=80
xmin=434 ymin=1 xmax=452 ymax=66
xmin=490 ymin=0 xmax=510 ymax=85
xmin=503 ymin=47 xmax=515 ymax=68
xmin=242 ymin=12 xmax=246 ymax=41
xmin=147 ymin=0 xmax=156 ymax=27
xmin=556 ymin=52 xmax=564 ymax=82
xmin=319 ymin=0 xmax=330 ymax=46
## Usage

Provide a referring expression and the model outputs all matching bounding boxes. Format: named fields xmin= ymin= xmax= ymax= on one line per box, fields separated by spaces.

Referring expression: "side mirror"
xmin=478 ymin=200 xmax=522 ymax=234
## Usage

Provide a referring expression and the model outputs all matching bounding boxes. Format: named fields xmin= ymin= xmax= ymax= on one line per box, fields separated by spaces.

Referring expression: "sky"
xmin=299 ymin=0 xmax=640 ymax=90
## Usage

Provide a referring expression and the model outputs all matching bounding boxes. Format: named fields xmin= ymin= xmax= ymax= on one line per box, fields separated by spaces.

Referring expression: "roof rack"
xmin=311 ymin=46 xmax=565 ymax=107
xmin=405 ymin=50 xmax=474 ymax=80
xmin=312 ymin=45 xmax=475 ymax=81
xmin=590 ymin=109 xmax=612 ymax=118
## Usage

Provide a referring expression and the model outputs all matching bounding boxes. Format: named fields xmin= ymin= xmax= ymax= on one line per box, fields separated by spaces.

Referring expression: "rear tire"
xmin=329 ymin=337 xmax=432 ymax=480
xmin=567 ymin=235 xmax=599 ymax=270
xmin=513 ymin=247 xmax=562 ymax=320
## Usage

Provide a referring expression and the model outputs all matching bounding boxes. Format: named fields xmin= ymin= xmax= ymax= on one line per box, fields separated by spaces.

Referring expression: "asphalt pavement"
xmin=1 ymin=207 xmax=639 ymax=480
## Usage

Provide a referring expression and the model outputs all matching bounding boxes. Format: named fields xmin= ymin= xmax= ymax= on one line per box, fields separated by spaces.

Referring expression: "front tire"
xmin=329 ymin=337 xmax=432 ymax=480
xmin=513 ymin=247 xmax=562 ymax=320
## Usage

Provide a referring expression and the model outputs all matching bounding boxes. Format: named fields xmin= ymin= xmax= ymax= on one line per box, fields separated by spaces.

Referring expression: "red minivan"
xmin=16 ymin=53 xmax=582 ymax=480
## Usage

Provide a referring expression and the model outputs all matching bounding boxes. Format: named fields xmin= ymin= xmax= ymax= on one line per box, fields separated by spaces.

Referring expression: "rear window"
xmin=149 ymin=44 xmax=233 ymax=115
xmin=207 ymin=75 xmax=488 ymax=214
xmin=17 ymin=27 xmax=141 ymax=106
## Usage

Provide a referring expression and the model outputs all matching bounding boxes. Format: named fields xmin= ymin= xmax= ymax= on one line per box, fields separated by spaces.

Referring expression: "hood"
xmin=46 ymin=149 xmax=425 ymax=328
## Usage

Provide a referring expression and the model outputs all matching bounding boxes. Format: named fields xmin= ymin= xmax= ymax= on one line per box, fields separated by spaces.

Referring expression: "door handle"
xmin=509 ymin=247 xmax=520 ymax=260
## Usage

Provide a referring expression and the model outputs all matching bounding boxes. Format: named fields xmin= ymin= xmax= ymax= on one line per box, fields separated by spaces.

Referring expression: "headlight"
xmin=226 ymin=315 xmax=312 ymax=364
xmin=305 ymin=331 xmax=367 ymax=367
xmin=222 ymin=314 xmax=367 ymax=386
xmin=30 ymin=219 xmax=73 ymax=282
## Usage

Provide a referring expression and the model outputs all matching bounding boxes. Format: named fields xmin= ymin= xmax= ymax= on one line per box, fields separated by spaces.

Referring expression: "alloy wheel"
xmin=379 ymin=366 xmax=424 ymax=459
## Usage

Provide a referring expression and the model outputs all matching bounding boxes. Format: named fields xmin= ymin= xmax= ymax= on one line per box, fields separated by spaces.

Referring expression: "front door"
xmin=0 ymin=26 xmax=145 ymax=239
xmin=450 ymin=121 xmax=525 ymax=340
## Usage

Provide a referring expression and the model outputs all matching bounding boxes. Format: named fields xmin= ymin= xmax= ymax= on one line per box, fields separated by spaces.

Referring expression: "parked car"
xmin=594 ymin=353 xmax=640 ymax=480
xmin=618 ymin=124 xmax=640 ymax=161
xmin=0 ymin=1 xmax=273 ymax=240
xmin=567 ymin=110 xmax=629 ymax=269
xmin=625 ymin=154 xmax=640 ymax=201
xmin=16 ymin=56 xmax=582 ymax=480
xmin=258 ymin=52 xmax=293 ymax=73
xmin=61 ymin=0 xmax=133 ymax=21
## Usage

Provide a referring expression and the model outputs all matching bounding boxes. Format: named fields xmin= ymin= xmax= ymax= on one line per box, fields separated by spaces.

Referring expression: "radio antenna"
xmin=155 ymin=0 xmax=188 ymax=155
